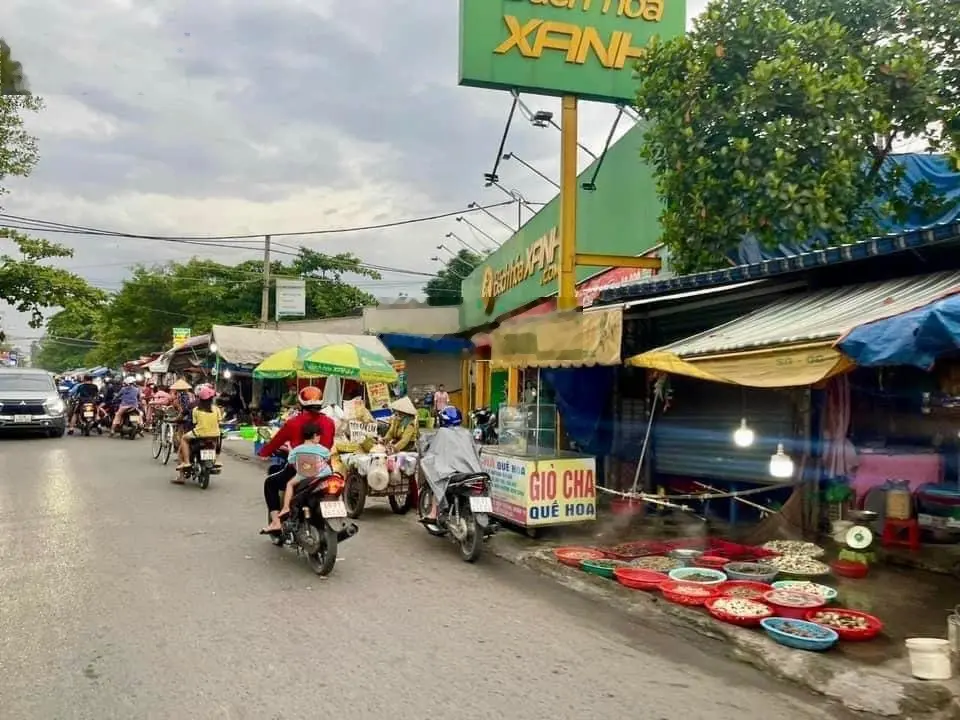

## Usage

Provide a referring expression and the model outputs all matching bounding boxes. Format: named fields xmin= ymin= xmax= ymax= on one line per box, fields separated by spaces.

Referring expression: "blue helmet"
xmin=438 ymin=406 xmax=462 ymax=427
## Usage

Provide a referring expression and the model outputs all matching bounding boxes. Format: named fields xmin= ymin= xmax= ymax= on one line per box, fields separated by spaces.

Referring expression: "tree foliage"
xmin=634 ymin=0 xmax=960 ymax=274
xmin=32 ymin=299 xmax=107 ymax=372
xmin=35 ymin=252 xmax=381 ymax=369
xmin=424 ymin=249 xmax=483 ymax=306
xmin=0 ymin=38 xmax=30 ymax=95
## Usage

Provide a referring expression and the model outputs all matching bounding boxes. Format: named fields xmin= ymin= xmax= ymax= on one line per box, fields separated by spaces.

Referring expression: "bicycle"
xmin=152 ymin=407 xmax=179 ymax=465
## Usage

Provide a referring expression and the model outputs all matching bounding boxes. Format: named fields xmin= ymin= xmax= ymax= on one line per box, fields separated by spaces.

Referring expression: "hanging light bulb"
xmin=769 ymin=443 xmax=795 ymax=478
xmin=733 ymin=418 xmax=755 ymax=447
xmin=209 ymin=342 xmax=219 ymax=354
xmin=223 ymin=369 xmax=233 ymax=380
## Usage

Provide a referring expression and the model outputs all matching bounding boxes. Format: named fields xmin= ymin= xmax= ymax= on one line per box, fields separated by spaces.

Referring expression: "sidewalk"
xmin=218 ymin=441 xmax=960 ymax=718
xmin=485 ymin=530 xmax=960 ymax=719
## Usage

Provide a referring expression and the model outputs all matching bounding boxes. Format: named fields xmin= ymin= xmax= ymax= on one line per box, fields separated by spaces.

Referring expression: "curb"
xmin=487 ymin=539 xmax=960 ymax=720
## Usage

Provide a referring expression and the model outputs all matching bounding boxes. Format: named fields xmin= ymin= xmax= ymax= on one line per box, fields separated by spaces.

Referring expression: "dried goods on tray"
xmin=769 ymin=554 xmax=830 ymax=576
xmin=628 ymin=555 xmax=681 ymax=572
xmin=762 ymin=540 xmax=825 ymax=558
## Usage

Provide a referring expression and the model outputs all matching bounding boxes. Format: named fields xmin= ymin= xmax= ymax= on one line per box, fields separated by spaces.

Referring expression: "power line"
xmin=0 ymin=201 xmax=515 ymax=242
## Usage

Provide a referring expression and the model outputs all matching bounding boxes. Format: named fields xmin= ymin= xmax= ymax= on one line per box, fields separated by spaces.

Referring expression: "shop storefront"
xmin=479 ymin=308 xmax=625 ymax=531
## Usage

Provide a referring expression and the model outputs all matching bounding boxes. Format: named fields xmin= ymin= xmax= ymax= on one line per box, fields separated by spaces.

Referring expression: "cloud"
xmin=1 ymin=0 xmax=705 ymax=344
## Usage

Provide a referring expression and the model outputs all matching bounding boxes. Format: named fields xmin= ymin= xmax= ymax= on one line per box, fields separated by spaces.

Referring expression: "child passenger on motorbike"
xmin=261 ymin=422 xmax=333 ymax=533
xmin=175 ymin=385 xmax=223 ymax=479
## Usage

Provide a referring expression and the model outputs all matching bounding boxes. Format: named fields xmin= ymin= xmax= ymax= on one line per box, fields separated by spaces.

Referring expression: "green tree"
xmin=34 ymin=300 xmax=107 ymax=372
xmin=87 ymin=253 xmax=379 ymax=365
xmin=634 ymin=0 xmax=960 ymax=274
xmin=0 ymin=38 xmax=30 ymax=95
xmin=1 ymin=41 xmax=101 ymax=325
xmin=424 ymin=250 xmax=482 ymax=306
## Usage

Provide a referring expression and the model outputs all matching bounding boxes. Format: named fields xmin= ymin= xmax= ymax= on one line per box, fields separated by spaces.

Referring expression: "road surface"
xmin=0 ymin=434 xmax=866 ymax=720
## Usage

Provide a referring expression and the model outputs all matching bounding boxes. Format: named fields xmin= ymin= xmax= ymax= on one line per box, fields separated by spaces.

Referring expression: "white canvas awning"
xmin=210 ymin=324 xmax=394 ymax=367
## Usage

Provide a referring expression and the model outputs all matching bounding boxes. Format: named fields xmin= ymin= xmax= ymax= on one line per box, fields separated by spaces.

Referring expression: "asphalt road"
xmin=0 ymin=434 xmax=868 ymax=720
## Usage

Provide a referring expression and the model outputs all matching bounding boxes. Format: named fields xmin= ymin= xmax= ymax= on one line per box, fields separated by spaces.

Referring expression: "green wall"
xmin=459 ymin=122 xmax=662 ymax=330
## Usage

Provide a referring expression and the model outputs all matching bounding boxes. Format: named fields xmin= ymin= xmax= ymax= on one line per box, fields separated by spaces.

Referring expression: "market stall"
xmin=483 ymin=308 xmax=623 ymax=531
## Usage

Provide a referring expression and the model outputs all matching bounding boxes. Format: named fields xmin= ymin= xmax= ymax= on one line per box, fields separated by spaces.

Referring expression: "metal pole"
xmin=557 ymin=96 xmax=578 ymax=311
xmin=260 ymin=234 xmax=271 ymax=327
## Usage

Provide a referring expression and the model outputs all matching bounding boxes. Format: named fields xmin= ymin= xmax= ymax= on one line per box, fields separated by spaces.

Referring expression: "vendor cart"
xmin=483 ymin=401 xmax=597 ymax=534
xmin=341 ymin=447 xmax=418 ymax=518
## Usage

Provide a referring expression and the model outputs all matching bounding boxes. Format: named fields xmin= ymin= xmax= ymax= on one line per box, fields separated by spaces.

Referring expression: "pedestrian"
xmin=433 ymin=384 xmax=450 ymax=412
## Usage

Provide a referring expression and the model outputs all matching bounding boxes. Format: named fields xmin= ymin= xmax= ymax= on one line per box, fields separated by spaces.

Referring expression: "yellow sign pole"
xmin=557 ymin=95 xmax=579 ymax=312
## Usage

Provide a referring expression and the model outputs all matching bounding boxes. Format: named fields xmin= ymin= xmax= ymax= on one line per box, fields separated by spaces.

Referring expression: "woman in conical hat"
xmin=383 ymin=396 xmax=418 ymax=452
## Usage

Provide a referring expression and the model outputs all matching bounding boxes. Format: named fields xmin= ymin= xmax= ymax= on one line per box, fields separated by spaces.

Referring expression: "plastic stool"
xmin=881 ymin=518 xmax=920 ymax=552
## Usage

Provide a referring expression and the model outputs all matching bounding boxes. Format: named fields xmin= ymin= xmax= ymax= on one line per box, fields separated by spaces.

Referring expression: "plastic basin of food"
xmin=762 ymin=589 xmax=826 ymax=619
xmin=717 ymin=580 xmax=773 ymax=600
xmin=831 ymin=560 xmax=869 ymax=579
xmin=805 ymin=608 xmax=884 ymax=641
xmin=660 ymin=580 xmax=718 ymax=606
xmin=554 ymin=547 xmax=605 ymax=568
xmin=581 ymin=559 xmax=628 ymax=578
xmin=760 ymin=618 xmax=838 ymax=651
xmin=613 ymin=567 xmax=669 ymax=591
xmin=603 ymin=541 xmax=669 ymax=561
xmin=771 ymin=581 xmax=837 ymax=603
xmin=668 ymin=567 xmax=727 ymax=585
xmin=694 ymin=555 xmax=730 ymax=570
xmin=705 ymin=596 xmax=774 ymax=627
xmin=723 ymin=561 xmax=779 ymax=583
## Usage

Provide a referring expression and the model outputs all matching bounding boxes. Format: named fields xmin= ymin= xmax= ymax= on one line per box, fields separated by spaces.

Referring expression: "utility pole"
xmin=260 ymin=234 xmax=272 ymax=327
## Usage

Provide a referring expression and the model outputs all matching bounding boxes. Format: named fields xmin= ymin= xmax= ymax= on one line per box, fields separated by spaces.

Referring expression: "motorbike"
xmin=470 ymin=407 xmax=498 ymax=445
xmin=182 ymin=437 xmax=222 ymax=489
xmin=78 ymin=400 xmax=101 ymax=436
xmin=262 ymin=446 xmax=358 ymax=576
xmin=417 ymin=425 xmax=498 ymax=562
xmin=116 ymin=406 xmax=144 ymax=439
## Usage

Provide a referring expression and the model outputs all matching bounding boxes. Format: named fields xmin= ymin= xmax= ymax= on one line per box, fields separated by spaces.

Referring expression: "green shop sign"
xmin=460 ymin=123 xmax=662 ymax=329
xmin=459 ymin=0 xmax=686 ymax=103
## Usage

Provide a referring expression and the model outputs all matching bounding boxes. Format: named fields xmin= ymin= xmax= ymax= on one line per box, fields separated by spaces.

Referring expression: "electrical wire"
xmin=0 ymin=201 xmax=515 ymax=242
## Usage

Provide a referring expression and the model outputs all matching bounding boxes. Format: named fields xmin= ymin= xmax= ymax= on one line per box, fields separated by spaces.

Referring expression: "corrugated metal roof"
xmin=599 ymin=221 xmax=960 ymax=304
xmin=660 ymin=270 xmax=960 ymax=358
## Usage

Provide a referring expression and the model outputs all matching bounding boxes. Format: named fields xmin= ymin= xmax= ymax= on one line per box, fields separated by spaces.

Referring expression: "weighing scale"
xmin=838 ymin=510 xmax=879 ymax=564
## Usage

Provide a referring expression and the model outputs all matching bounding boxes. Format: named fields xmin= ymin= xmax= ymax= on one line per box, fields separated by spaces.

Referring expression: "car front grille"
xmin=0 ymin=400 xmax=48 ymax=415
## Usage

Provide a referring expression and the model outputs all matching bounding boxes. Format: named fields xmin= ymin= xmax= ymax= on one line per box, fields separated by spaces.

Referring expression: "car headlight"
xmin=45 ymin=397 xmax=66 ymax=415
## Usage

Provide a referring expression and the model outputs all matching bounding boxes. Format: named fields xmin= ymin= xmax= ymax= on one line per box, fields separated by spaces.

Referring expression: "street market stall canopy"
xmin=490 ymin=307 xmax=623 ymax=369
xmin=627 ymin=270 xmax=960 ymax=387
xmin=209 ymin=325 xmax=393 ymax=368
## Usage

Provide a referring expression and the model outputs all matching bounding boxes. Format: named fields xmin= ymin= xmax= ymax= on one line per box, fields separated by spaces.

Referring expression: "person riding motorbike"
xmin=260 ymin=421 xmax=334 ymax=533
xmin=110 ymin=376 xmax=142 ymax=436
xmin=67 ymin=375 xmax=100 ymax=434
xmin=257 ymin=386 xmax=336 ymax=532
xmin=175 ymin=384 xmax=223 ymax=480
xmin=420 ymin=406 xmax=469 ymax=521
xmin=382 ymin=396 xmax=419 ymax=452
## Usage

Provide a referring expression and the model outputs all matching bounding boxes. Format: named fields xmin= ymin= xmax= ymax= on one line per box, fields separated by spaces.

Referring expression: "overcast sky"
xmin=1 ymin=0 xmax=708 ymax=347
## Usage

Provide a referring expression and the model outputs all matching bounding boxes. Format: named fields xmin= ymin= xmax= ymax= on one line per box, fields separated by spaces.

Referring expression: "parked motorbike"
xmin=117 ymin=406 xmax=144 ymax=439
xmin=262 ymin=447 xmax=358 ymax=576
xmin=417 ymin=426 xmax=498 ymax=562
xmin=470 ymin=407 xmax=498 ymax=445
xmin=78 ymin=401 xmax=101 ymax=436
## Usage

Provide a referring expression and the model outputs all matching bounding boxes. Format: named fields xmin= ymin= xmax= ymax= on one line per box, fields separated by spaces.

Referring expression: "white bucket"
xmin=906 ymin=638 xmax=953 ymax=680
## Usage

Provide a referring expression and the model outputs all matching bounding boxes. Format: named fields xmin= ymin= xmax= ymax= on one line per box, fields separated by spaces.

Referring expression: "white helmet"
xmin=123 ymin=375 xmax=136 ymax=385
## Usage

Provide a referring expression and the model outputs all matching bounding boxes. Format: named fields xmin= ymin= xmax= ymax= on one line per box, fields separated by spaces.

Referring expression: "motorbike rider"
xmin=420 ymin=406 xmax=470 ymax=521
xmin=260 ymin=421 xmax=334 ymax=533
xmin=110 ymin=376 xmax=142 ymax=436
xmin=67 ymin=375 xmax=100 ymax=435
xmin=174 ymin=384 xmax=223 ymax=479
xmin=257 ymin=386 xmax=336 ymax=532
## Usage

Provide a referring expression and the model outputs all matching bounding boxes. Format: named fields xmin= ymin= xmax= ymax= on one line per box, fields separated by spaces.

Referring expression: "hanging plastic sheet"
xmin=540 ymin=367 xmax=615 ymax=456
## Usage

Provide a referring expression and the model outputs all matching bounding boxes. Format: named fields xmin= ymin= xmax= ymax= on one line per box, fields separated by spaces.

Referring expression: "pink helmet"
xmin=196 ymin=385 xmax=216 ymax=401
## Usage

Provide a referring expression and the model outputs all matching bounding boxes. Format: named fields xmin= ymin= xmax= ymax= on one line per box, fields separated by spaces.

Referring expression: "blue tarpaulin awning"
xmin=378 ymin=333 xmax=471 ymax=354
xmin=838 ymin=292 xmax=960 ymax=370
